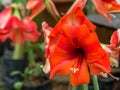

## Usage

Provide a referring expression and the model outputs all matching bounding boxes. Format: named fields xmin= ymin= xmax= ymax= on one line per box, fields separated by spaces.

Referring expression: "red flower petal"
xmin=26 ymin=0 xmax=45 ymax=19
xmin=68 ymin=0 xmax=87 ymax=13
xmin=50 ymin=60 xmax=75 ymax=78
xmin=50 ymin=8 xmax=95 ymax=38
xmin=0 ymin=7 xmax=12 ymax=29
xmin=92 ymin=0 xmax=120 ymax=22
xmin=110 ymin=30 xmax=119 ymax=48
xmin=80 ymin=32 xmax=111 ymax=74
xmin=70 ymin=60 xmax=89 ymax=86
xmin=92 ymin=0 xmax=111 ymax=22
xmin=23 ymin=17 xmax=41 ymax=42
xmin=42 ymin=21 xmax=53 ymax=58
xmin=103 ymin=0 xmax=120 ymax=13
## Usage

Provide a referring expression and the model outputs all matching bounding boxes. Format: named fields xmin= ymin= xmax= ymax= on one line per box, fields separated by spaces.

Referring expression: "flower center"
xmin=74 ymin=47 xmax=84 ymax=56
xmin=69 ymin=47 xmax=84 ymax=74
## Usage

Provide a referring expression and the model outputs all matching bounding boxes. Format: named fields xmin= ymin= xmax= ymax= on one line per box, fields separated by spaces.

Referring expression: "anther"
xmin=70 ymin=67 xmax=79 ymax=74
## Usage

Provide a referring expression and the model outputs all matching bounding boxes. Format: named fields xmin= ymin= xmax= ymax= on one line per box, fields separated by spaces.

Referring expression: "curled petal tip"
xmin=43 ymin=59 xmax=50 ymax=74
xmin=67 ymin=0 xmax=87 ymax=13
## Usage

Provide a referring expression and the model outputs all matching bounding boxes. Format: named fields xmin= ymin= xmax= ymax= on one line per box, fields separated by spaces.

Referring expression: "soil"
xmin=52 ymin=75 xmax=70 ymax=90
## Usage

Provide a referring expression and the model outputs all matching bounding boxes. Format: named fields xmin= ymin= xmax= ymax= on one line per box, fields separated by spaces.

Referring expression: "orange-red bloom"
xmin=92 ymin=0 xmax=120 ymax=22
xmin=0 ymin=7 xmax=40 ymax=44
xmin=46 ymin=7 xmax=111 ymax=86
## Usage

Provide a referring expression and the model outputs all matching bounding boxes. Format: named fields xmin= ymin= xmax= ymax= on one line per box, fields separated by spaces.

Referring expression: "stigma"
xmin=70 ymin=67 xmax=79 ymax=74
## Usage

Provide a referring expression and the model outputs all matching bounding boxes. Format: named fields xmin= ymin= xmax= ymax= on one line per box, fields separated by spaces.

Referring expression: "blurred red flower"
xmin=0 ymin=7 xmax=40 ymax=44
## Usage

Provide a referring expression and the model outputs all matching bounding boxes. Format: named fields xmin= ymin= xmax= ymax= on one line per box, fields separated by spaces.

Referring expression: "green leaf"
xmin=13 ymin=81 xmax=23 ymax=90
xmin=33 ymin=64 xmax=42 ymax=75
xmin=10 ymin=71 xmax=22 ymax=76
xmin=24 ymin=67 xmax=32 ymax=76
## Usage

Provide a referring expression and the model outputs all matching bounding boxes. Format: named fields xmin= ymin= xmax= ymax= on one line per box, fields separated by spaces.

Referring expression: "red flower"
xmin=104 ymin=29 xmax=120 ymax=67
xmin=92 ymin=0 xmax=120 ymax=22
xmin=0 ymin=7 xmax=40 ymax=44
xmin=46 ymin=7 xmax=111 ymax=86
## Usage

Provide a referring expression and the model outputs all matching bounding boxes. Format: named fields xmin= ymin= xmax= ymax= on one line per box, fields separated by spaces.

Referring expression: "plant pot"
xmin=113 ymin=81 xmax=120 ymax=90
xmin=0 ymin=42 xmax=5 ymax=57
xmin=98 ymin=76 xmax=115 ymax=90
xmin=2 ymin=58 xmax=28 ymax=90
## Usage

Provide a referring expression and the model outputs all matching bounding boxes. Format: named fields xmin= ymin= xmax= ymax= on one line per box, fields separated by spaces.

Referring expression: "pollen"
xmin=105 ymin=4 xmax=112 ymax=10
xmin=70 ymin=67 xmax=79 ymax=74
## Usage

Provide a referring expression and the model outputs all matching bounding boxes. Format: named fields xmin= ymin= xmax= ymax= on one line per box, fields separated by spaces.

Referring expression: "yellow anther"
xmin=105 ymin=4 xmax=112 ymax=9
xmin=70 ymin=67 xmax=79 ymax=74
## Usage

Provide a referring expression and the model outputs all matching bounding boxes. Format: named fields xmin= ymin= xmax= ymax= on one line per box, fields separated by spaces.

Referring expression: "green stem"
xmin=79 ymin=84 xmax=88 ymax=90
xmin=13 ymin=3 xmax=21 ymax=19
xmin=26 ymin=42 xmax=35 ymax=65
xmin=12 ymin=3 xmax=22 ymax=60
xmin=44 ymin=0 xmax=60 ymax=21
xmin=13 ymin=43 xmax=22 ymax=59
xmin=87 ymin=0 xmax=93 ymax=15
xmin=72 ymin=86 xmax=77 ymax=90
xmin=91 ymin=75 xmax=99 ymax=90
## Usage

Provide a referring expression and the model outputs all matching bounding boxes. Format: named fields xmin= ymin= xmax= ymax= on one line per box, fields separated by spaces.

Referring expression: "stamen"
xmin=108 ymin=73 xmax=120 ymax=81
xmin=70 ymin=67 xmax=79 ymax=74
